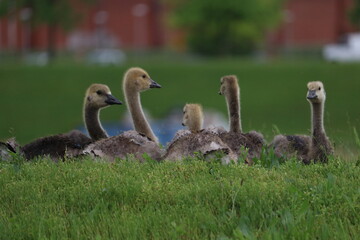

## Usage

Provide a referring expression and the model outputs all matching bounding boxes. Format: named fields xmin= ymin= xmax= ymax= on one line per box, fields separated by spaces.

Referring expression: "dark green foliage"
xmin=254 ymin=146 xmax=286 ymax=168
xmin=0 ymin=0 xmax=95 ymax=58
xmin=349 ymin=0 xmax=360 ymax=27
xmin=0 ymin=156 xmax=359 ymax=239
xmin=0 ymin=0 xmax=95 ymax=30
xmin=167 ymin=0 xmax=284 ymax=55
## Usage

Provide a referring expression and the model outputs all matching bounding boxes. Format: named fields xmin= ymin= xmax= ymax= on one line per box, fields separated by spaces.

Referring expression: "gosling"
xmin=15 ymin=84 xmax=121 ymax=160
xmin=163 ymin=103 xmax=237 ymax=164
xmin=217 ymin=75 xmax=265 ymax=161
xmin=271 ymin=81 xmax=333 ymax=163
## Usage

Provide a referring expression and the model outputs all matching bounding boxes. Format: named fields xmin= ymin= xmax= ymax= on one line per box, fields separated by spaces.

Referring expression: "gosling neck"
xmin=84 ymin=105 xmax=108 ymax=141
xmin=125 ymin=88 xmax=159 ymax=144
xmin=310 ymin=101 xmax=325 ymax=138
xmin=310 ymin=100 xmax=332 ymax=163
xmin=225 ymin=86 xmax=242 ymax=133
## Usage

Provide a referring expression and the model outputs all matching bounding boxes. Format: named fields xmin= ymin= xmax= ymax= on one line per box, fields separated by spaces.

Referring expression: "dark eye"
xmin=142 ymin=75 xmax=146 ymax=79
xmin=96 ymin=90 xmax=102 ymax=95
xmin=318 ymin=87 xmax=321 ymax=90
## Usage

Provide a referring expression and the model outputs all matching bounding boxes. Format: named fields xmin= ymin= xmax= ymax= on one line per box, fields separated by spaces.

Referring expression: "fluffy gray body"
xmin=163 ymin=129 xmax=237 ymax=164
xmin=218 ymin=130 xmax=265 ymax=160
xmin=271 ymin=135 xmax=311 ymax=162
xmin=82 ymin=130 xmax=163 ymax=161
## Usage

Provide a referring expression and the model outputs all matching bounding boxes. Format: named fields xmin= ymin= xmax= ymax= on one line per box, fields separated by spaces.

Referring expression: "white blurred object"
xmin=67 ymin=31 xmax=93 ymax=51
xmin=86 ymin=48 xmax=126 ymax=65
xmin=323 ymin=33 xmax=360 ymax=62
xmin=23 ymin=51 xmax=48 ymax=66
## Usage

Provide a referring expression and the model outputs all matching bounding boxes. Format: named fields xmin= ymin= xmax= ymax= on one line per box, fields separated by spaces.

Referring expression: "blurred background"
xmin=0 ymin=0 xmax=359 ymax=158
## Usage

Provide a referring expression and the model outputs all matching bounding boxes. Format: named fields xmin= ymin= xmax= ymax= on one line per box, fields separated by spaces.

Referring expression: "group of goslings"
xmin=0 ymin=68 xmax=333 ymax=164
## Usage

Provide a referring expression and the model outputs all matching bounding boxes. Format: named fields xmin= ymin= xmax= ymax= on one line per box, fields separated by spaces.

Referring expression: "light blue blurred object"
xmin=76 ymin=107 xmax=227 ymax=146
xmin=77 ymin=120 xmax=183 ymax=146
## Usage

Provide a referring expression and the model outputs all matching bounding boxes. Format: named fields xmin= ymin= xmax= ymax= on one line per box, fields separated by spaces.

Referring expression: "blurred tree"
xmin=350 ymin=0 xmax=360 ymax=27
xmin=0 ymin=0 xmax=95 ymax=59
xmin=166 ymin=0 xmax=285 ymax=55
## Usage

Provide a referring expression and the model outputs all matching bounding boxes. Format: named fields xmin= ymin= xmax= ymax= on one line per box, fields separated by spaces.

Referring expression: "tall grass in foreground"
xmin=0 ymin=156 xmax=359 ymax=239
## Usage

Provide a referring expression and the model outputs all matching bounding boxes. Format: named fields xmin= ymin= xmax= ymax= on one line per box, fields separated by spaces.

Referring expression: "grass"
xmin=0 ymin=156 xmax=359 ymax=239
xmin=1 ymin=58 xmax=359 ymax=238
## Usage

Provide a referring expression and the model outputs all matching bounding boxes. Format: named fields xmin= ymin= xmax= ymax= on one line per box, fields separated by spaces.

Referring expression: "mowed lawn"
xmin=0 ymin=59 xmax=360 ymax=239
xmin=0 ymin=158 xmax=359 ymax=239
xmin=1 ymin=58 xmax=360 ymax=155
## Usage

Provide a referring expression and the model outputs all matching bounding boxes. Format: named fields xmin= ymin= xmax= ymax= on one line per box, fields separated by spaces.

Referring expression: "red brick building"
xmin=270 ymin=0 xmax=356 ymax=48
xmin=0 ymin=0 xmax=357 ymax=53
xmin=0 ymin=0 xmax=166 ymax=52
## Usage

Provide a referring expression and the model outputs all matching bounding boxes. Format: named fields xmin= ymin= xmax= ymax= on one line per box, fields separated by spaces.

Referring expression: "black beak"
xmin=105 ymin=94 xmax=122 ymax=105
xmin=182 ymin=123 xmax=185 ymax=126
xmin=150 ymin=79 xmax=162 ymax=88
xmin=307 ymin=90 xmax=317 ymax=100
